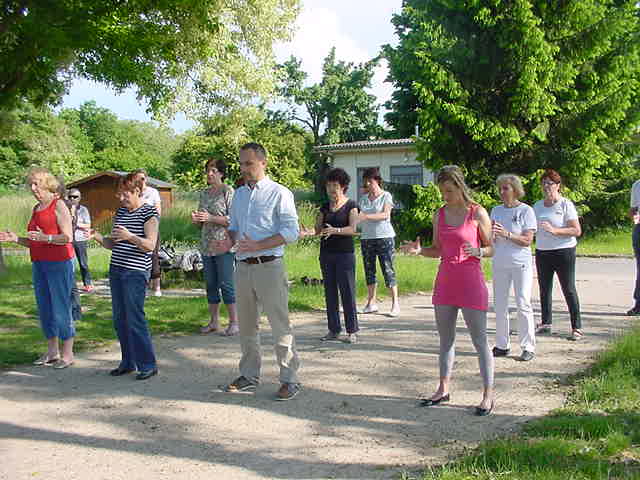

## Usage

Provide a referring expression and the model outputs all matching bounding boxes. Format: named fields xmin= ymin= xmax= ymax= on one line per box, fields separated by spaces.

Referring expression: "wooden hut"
xmin=67 ymin=171 xmax=175 ymax=227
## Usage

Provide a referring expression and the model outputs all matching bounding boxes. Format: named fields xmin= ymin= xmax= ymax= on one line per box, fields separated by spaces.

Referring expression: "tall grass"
xmin=0 ymin=191 xmax=34 ymax=233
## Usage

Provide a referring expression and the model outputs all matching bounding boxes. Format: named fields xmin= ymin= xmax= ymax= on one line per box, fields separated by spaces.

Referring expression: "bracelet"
xmin=476 ymin=247 xmax=483 ymax=258
xmin=337 ymin=228 xmax=342 ymax=234
xmin=48 ymin=235 xmax=52 ymax=243
xmin=508 ymin=232 xmax=512 ymax=240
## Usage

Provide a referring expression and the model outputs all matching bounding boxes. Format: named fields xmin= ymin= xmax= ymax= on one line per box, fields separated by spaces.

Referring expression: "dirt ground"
xmin=0 ymin=257 xmax=637 ymax=480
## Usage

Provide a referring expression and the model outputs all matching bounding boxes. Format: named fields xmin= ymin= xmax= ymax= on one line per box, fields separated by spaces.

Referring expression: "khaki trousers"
xmin=235 ymin=258 xmax=300 ymax=384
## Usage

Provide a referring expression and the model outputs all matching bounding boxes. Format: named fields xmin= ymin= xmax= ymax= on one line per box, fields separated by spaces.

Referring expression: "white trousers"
xmin=492 ymin=263 xmax=536 ymax=352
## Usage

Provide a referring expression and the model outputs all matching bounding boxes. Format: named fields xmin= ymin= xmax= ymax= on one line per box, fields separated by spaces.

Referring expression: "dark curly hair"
xmin=325 ymin=168 xmax=350 ymax=193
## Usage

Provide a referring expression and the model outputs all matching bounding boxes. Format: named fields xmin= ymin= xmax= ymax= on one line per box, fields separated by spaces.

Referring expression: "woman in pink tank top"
xmin=401 ymin=165 xmax=495 ymax=416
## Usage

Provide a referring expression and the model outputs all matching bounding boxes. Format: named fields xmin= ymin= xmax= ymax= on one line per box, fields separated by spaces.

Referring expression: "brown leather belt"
xmin=240 ymin=255 xmax=279 ymax=265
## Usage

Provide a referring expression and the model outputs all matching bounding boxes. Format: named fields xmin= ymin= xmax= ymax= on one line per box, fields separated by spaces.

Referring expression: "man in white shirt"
xmin=133 ymin=169 xmax=162 ymax=297
xmin=216 ymin=142 xmax=301 ymax=401
xmin=628 ymin=180 xmax=640 ymax=315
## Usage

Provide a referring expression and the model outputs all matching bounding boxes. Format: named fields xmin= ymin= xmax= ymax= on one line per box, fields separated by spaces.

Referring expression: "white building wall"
xmin=330 ymin=148 xmax=432 ymax=201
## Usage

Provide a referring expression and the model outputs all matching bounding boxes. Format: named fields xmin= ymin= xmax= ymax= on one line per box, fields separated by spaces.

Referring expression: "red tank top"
xmin=27 ymin=199 xmax=74 ymax=262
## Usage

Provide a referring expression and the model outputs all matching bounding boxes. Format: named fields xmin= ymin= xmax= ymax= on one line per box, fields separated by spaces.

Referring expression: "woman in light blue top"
xmin=357 ymin=167 xmax=400 ymax=317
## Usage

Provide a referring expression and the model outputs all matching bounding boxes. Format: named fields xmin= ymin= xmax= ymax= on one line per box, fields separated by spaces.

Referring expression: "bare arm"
xmin=359 ymin=202 xmax=392 ymax=222
xmin=473 ymin=206 xmax=494 ymax=258
xmin=154 ymin=200 xmax=162 ymax=217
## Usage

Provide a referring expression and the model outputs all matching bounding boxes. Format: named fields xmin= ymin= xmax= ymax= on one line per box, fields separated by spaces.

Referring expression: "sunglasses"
xmin=68 ymin=195 xmax=80 ymax=199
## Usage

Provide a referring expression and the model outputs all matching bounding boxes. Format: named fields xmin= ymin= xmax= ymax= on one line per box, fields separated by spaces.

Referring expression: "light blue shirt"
xmin=229 ymin=176 xmax=299 ymax=260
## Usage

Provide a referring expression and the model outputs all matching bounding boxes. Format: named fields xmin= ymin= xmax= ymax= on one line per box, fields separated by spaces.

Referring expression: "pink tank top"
xmin=432 ymin=205 xmax=488 ymax=310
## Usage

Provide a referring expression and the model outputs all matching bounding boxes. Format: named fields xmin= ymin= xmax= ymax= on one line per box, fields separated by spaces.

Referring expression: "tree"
xmin=384 ymin=1 xmax=640 ymax=193
xmin=172 ymin=107 xmax=312 ymax=190
xmin=278 ymin=48 xmax=381 ymax=145
xmin=1 ymin=1 xmax=300 ymax=117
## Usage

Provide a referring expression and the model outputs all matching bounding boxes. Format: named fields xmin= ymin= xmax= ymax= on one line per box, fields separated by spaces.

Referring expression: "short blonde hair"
xmin=436 ymin=165 xmax=473 ymax=204
xmin=496 ymin=174 xmax=525 ymax=199
xmin=26 ymin=167 xmax=59 ymax=193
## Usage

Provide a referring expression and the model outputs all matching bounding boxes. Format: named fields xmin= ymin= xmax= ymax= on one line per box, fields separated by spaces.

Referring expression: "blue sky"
xmin=61 ymin=1 xmax=403 ymax=133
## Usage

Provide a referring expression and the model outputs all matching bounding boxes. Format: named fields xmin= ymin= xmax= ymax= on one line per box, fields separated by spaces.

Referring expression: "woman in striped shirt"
xmin=91 ymin=173 xmax=160 ymax=380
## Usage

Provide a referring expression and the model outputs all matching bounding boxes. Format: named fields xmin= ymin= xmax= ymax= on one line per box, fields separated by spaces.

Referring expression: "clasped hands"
xmin=211 ymin=234 xmax=258 ymax=254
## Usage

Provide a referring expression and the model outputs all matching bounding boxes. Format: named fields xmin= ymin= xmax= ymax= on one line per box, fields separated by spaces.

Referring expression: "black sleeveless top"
xmin=320 ymin=199 xmax=358 ymax=253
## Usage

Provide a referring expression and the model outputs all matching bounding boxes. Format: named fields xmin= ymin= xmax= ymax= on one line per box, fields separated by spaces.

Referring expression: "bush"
xmin=392 ymin=183 xmax=442 ymax=242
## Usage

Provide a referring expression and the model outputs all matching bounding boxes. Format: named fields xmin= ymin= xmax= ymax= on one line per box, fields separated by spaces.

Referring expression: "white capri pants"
xmin=492 ymin=263 xmax=536 ymax=352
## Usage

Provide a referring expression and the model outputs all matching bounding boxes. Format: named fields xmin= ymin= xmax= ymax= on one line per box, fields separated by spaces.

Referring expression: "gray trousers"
xmin=235 ymin=258 xmax=300 ymax=384
xmin=434 ymin=305 xmax=494 ymax=388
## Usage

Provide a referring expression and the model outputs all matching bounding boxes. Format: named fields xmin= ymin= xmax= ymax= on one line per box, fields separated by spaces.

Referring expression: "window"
xmin=390 ymin=165 xmax=423 ymax=186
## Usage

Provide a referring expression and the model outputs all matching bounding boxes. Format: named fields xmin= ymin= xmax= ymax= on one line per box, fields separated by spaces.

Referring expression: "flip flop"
xmin=220 ymin=324 xmax=239 ymax=337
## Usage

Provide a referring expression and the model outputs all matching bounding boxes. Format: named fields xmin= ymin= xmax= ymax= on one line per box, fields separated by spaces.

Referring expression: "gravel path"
xmin=0 ymin=257 xmax=637 ymax=480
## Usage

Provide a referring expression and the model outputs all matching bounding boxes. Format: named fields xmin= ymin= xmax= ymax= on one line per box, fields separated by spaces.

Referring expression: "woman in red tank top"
xmin=0 ymin=168 xmax=76 ymax=369
xmin=401 ymin=165 xmax=495 ymax=416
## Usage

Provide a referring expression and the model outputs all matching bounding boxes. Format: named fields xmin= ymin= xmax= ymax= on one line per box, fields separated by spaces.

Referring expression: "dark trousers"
xmin=109 ymin=266 xmax=156 ymax=372
xmin=632 ymin=224 xmax=640 ymax=308
xmin=535 ymin=247 xmax=581 ymax=330
xmin=320 ymin=251 xmax=359 ymax=334
xmin=73 ymin=241 xmax=92 ymax=286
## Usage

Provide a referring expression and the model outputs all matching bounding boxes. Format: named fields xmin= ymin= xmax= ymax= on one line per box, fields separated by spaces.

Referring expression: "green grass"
xmin=415 ymin=325 xmax=640 ymax=480
xmin=578 ymin=228 xmax=633 ymax=256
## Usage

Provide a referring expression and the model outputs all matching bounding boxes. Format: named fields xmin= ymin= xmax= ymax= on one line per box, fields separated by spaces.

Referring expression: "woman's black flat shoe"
xmin=419 ymin=394 xmax=450 ymax=407
xmin=136 ymin=369 xmax=158 ymax=380
xmin=475 ymin=401 xmax=495 ymax=417
xmin=109 ymin=367 xmax=135 ymax=377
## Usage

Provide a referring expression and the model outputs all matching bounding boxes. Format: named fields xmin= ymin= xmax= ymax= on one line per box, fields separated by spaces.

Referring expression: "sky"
xmin=61 ymin=0 xmax=404 ymax=133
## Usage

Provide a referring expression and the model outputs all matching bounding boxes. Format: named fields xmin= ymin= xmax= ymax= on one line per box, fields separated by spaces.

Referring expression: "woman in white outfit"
xmin=490 ymin=174 xmax=537 ymax=362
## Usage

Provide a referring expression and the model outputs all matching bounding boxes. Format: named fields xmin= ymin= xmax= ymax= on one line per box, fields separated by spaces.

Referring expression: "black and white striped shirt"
xmin=110 ymin=204 xmax=158 ymax=272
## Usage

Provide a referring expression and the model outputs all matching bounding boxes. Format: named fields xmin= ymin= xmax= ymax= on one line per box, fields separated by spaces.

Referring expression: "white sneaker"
xmin=153 ymin=290 xmax=162 ymax=297
xmin=358 ymin=304 xmax=378 ymax=314
xmin=388 ymin=305 xmax=401 ymax=317
xmin=344 ymin=333 xmax=357 ymax=344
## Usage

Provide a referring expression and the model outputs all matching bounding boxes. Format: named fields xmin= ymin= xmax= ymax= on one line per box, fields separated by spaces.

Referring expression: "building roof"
xmin=313 ymin=138 xmax=415 ymax=153
xmin=67 ymin=171 xmax=176 ymax=189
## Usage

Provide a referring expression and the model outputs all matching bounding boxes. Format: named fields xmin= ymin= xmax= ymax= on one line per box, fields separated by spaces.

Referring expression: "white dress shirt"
xmin=229 ymin=177 xmax=299 ymax=260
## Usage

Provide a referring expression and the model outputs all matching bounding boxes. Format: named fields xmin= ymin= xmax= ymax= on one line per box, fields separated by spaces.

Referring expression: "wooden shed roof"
xmin=67 ymin=171 xmax=176 ymax=189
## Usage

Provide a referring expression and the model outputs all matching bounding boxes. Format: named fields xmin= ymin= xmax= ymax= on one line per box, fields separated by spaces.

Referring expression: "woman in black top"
xmin=314 ymin=168 xmax=360 ymax=343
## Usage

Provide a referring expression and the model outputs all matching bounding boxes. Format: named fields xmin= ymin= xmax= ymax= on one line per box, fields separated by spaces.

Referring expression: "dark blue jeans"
xmin=320 ymin=251 xmax=359 ymax=334
xmin=109 ymin=266 xmax=156 ymax=372
xmin=202 ymin=253 xmax=236 ymax=304
xmin=535 ymin=247 xmax=581 ymax=330
xmin=633 ymin=224 xmax=640 ymax=308
xmin=73 ymin=241 xmax=92 ymax=286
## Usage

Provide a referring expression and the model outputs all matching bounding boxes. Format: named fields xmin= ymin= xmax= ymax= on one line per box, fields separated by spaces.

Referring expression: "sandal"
xmin=568 ymin=329 xmax=584 ymax=341
xmin=220 ymin=323 xmax=239 ymax=337
xmin=33 ymin=354 xmax=60 ymax=366
xmin=200 ymin=323 xmax=220 ymax=335
xmin=536 ymin=323 xmax=551 ymax=334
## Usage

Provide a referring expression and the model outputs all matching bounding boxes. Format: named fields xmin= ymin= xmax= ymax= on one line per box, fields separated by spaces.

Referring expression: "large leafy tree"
xmin=172 ymin=107 xmax=312 ymax=190
xmin=384 ymin=0 xmax=640 ymax=193
xmin=278 ymin=48 xmax=381 ymax=145
xmin=1 ymin=0 xmax=299 ymax=117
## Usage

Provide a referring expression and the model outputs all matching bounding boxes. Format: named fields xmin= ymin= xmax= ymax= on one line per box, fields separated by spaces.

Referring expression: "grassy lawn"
xmin=0 ymin=243 xmax=439 ymax=368
xmin=417 ymin=324 xmax=640 ymax=480
xmin=578 ymin=228 xmax=633 ymax=256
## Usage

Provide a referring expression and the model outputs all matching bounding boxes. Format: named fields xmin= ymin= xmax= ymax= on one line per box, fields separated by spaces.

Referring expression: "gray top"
xmin=358 ymin=190 xmax=395 ymax=240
